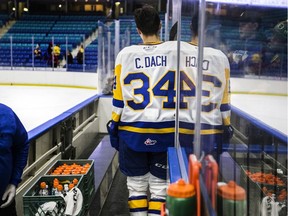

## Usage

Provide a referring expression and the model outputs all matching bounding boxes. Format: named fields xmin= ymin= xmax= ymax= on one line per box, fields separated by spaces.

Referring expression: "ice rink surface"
xmin=0 ymin=85 xmax=287 ymax=137
xmin=0 ymin=85 xmax=98 ymax=132
xmin=231 ymin=94 xmax=287 ymax=136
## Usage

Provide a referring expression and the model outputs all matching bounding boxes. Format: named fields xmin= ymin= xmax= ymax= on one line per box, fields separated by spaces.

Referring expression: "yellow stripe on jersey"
xmin=221 ymin=68 xmax=231 ymax=104
xmin=222 ymin=109 xmax=231 ymax=118
xmin=148 ymin=200 xmax=162 ymax=211
xmin=119 ymin=126 xmax=175 ymax=133
xmin=112 ymin=111 xmax=121 ymax=122
xmin=180 ymin=128 xmax=223 ymax=135
xmin=222 ymin=115 xmax=231 ymax=126
xmin=119 ymin=126 xmax=223 ymax=135
xmin=113 ymin=64 xmax=123 ymax=101
xmin=128 ymin=199 xmax=148 ymax=209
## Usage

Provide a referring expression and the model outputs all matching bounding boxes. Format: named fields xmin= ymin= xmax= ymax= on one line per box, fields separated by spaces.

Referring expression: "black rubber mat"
xmin=98 ymin=169 xmax=129 ymax=216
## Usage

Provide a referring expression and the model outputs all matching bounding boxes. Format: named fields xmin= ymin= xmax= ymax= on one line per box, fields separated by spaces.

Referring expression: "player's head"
xmin=190 ymin=12 xmax=198 ymax=38
xmin=268 ymin=20 xmax=287 ymax=50
xmin=238 ymin=10 xmax=261 ymax=39
xmin=273 ymin=20 xmax=287 ymax=43
xmin=190 ymin=11 xmax=210 ymax=38
xmin=134 ymin=5 xmax=161 ymax=36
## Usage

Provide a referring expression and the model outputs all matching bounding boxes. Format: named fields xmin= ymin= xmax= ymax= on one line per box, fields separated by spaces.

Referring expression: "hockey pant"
xmin=127 ymin=173 xmax=166 ymax=216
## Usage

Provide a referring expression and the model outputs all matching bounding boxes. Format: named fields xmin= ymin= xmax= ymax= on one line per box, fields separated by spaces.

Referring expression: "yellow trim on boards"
xmin=0 ymin=83 xmax=97 ymax=90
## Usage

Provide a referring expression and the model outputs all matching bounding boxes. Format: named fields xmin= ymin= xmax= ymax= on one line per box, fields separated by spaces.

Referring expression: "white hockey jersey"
xmin=112 ymin=41 xmax=230 ymax=152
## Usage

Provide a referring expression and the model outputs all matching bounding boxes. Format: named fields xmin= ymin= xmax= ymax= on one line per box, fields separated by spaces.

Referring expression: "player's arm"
xmin=112 ymin=55 xmax=124 ymax=123
xmin=220 ymin=60 xmax=231 ymax=127
xmin=107 ymin=54 xmax=124 ymax=150
xmin=11 ymin=112 xmax=29 ymax=187
xmin=221 ymin=59 xmax=234 ymax=141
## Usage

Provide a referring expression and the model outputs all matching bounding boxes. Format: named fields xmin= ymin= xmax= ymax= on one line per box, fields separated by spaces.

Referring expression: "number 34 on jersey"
xmin=116 ymin=69 xmax=222 ymax=113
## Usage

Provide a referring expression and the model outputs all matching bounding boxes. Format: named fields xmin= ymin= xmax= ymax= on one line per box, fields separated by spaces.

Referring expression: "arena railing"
xmin=15 ymin=93 xmax=101 ymax=215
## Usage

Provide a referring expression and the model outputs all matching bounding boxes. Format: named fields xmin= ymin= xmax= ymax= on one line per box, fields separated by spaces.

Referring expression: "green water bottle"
xmin=217 ymin=181 xmax=247 ymax=216
xmin=166 ymin=178 xmax=196 ymax=216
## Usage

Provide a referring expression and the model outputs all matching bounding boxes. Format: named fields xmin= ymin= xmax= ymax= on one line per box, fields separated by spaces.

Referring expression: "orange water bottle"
xmin=166 ymin=179 xmax=196 ymax=216
xmin=39 ymin=182 xmax=49 ymax=196
xmin=217 ymin=181 xmax=246 ymax=216
xmin=55 ymin=184 xmax=63 ymax=196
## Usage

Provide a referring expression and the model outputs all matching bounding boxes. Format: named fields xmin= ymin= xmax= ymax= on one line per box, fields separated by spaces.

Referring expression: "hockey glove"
xmin=222 ymin=125 xmax=234 ymax=144
xmin=106 ymin=120 xmax=119 ymax=151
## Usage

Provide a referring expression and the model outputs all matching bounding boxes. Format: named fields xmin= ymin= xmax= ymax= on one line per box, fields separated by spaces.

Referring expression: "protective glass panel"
xmin=174 ymin=0 xmax=287 ymax=215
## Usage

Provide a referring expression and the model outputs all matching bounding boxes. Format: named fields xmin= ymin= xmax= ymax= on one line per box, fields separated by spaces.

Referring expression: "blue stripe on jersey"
xmin=119 ymin=121 xmax=222 ymax=131
xmin=179 ymin=121 xmax=223 ymax=131
xmin=119 ymin=121 xmax=175 ymax=129
xmin=118 ymin=121 xmax=223 ymax=152
xmin=113 ymin=98 xmax=124 ymax=108
xmin=220 ymin=103 xmax=231 ymax=111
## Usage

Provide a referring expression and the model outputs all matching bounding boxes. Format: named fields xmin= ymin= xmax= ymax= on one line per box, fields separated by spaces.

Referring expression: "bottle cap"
xmin=57 ymin=184 xmax=63 ymax=191
xmin=40 ymin=182 xmax=46 ymax=189
xmin=80 ymin=169 xmax=87 ymax=174
xmin=72 ymin=178 xmax=79 ymax=185
xmin=52 ymin=170 xmax=60 ymax=175
xmin=53 ymin=181 xmax=59 ymax=188
xmin=167 ymin=179 xmax=195 ymax=198
xmin=217 ymin=181 xmax=246 ymax=201
xmin=69 ymin=183 xmax=75 ymax=190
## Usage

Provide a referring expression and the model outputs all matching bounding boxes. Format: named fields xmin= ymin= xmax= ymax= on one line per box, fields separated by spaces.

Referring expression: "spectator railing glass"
xmin=97 ymin=20 xmax=115 ymax=94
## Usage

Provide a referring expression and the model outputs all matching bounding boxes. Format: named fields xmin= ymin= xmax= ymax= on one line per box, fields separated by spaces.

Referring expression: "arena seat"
xmin=0 ymin=14 xmax=104 ymax=70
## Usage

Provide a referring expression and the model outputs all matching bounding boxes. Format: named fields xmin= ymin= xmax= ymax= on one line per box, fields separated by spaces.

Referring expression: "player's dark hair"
xmin=134 ymin=5 xmax=160 ymax=36
xmin=190 ymin=11 xmax=210 ymax=37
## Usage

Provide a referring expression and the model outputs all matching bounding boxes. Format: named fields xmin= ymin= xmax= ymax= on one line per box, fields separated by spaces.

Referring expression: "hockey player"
xmin=0 ymin=103 xmax=29 ymax=216
xmin=180 ymin=11 xmax=233 ymax=156
xmin=108 ymin=5 xmax=169 ymax=215
xmin=108 ymin=5 xmax=232 ymax=216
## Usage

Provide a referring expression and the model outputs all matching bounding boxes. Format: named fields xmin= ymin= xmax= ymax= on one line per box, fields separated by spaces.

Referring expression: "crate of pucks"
xmin=45 ymin=159 xmax=95 ymax=209
xmin=23 ymin=175 xmax=85 ymax=216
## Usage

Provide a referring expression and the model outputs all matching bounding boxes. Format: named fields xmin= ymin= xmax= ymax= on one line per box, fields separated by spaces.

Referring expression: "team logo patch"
xmin=144 ymin=138 xmax=157 ymax=146
xmin=143 ymin=45 xmax=157 ymax=51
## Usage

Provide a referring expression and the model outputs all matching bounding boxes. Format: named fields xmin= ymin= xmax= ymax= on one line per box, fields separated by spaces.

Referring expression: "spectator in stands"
xmin=227 ymin=10 xmax=266 ymax=76
xmin=262 ymin=20 xmax=287 ymax=76
xmin=0 ymin=103 xmax=29 ymax=216
xmin=45 ymin=42 xmax=53 ymax=66
xmin=52 ymin=44 xmax=61 ymax=67
xmin=77 ymin=45 xmax=84 ymax=64
xmin=47 ymin=42 xmax=53 ymax=57
xmin=34 ymin=44 xmax=42 ymax=59
xmin=66 ymin=50 xmax=73 ymax=65
xmin=108 ymin=5 xmax=167 ymax=215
